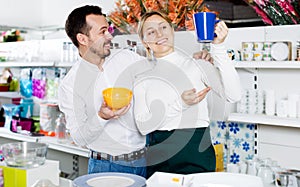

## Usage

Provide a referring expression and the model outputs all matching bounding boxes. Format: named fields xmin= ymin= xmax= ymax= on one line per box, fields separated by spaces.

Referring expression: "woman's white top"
xmin=133 ymin=43 xmax=242 ymax=135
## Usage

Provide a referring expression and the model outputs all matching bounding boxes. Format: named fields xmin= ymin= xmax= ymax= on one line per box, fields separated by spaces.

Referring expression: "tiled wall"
xmin=210 ymin=121 xmax=256 ymax=166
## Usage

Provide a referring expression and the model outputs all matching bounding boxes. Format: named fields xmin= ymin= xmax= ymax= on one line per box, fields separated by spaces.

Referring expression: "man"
xmin=58 ymin=5 xmax=148 ymax=177
xmin=58 ymin=5 xmax=212 ymax=178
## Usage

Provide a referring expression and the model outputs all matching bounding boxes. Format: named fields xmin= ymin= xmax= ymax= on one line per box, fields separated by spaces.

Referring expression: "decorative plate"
xmin=270 ymin=42 xmax=289 ymax=61
xmin=73 ymin=172 xmax=146 ymax=187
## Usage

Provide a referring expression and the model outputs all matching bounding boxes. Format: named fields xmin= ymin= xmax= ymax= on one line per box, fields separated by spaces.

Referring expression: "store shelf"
xmin=54 ymin=62 xmax=74 ymax=67
xmin=0 ymin=61 xmax=74 ymax=67
xmin=234 ymin=61 xmax=300 ymax=69
xmin=0 ymin=128 xmax=89 ymax=157
xmin=228 ymin=113 xmax=300 ymax=128
xmin=223 ymin=18 xmax=262 ymax=24
xmin=0 ymin=61 xmax=55 ymax=67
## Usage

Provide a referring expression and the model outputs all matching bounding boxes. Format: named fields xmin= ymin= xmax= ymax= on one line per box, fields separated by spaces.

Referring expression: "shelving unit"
xmin=228 ymin=113 xmax=300 ymax=128
xmin=0 ymin=61 xmax=54 ymax=67
xmin=231 ymin=60 xmax=300 ymax=128
xmin=0 ymin=128 xmax=89 ymax=176
xmin=0 ymin=61 xmax=74 ymax=67
xmin=225 ymin=25 xmax=300 ymax=169
xmin=234 ymin=61 xmax=300 ymax=69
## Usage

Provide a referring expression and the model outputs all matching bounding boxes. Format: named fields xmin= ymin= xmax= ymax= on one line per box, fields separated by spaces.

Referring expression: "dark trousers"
xmin=146 ymin=127 xmax=216 ymax=178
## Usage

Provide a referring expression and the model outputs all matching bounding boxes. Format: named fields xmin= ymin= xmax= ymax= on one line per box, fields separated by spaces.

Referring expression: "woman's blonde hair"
xmin=137 ymin=11 xmax=173 ymax=40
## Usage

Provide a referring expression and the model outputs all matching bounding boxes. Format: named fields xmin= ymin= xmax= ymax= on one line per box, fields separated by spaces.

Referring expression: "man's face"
xmin=85 ymin=14 xmax=113 ymax=59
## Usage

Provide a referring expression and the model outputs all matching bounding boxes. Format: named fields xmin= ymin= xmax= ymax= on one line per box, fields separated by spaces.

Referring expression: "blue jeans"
xmin=88 ymin=157 xmax=147 ymax=178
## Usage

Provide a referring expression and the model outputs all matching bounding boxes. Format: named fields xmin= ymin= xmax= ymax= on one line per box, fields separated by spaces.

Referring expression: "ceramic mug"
xmin=263 ymin=50 xmax=272 ymax=61
xmin=263 ymin=42 xmax=273 ymax=50
xmin=242 ymin=42 xmax=254 ymax=51
xmin=254 ymin=42 xmax=264 ymax=51
xmin=242 ymin=51 xmax=253 ymax=61
xmin=193 ymin=12 xmax=219 ymax=43
xmin=253 ymin=51 xmax=263 ymax=61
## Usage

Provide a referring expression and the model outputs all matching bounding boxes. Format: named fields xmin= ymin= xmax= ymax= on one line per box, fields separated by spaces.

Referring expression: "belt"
xmin=89 ymin=147 xmax=147 ymax=162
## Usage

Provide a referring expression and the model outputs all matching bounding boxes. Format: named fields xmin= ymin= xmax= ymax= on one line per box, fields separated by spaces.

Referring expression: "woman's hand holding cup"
xmin=212 ymin=21 xmax=228 ymax=45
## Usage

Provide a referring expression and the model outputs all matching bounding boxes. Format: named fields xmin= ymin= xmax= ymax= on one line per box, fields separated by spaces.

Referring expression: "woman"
xmin=133 ymin=11 xmax=241 ymax=178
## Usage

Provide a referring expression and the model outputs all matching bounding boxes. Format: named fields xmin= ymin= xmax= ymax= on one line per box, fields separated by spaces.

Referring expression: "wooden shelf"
xmin=234 ymin=61 xmax=300 ymax=69
xmin=228 ymin=113 xmax=300 ymax=128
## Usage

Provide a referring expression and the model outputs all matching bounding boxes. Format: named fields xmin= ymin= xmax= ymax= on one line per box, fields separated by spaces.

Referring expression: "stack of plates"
xmin=73 ymin=172 xmax=146 ymax=187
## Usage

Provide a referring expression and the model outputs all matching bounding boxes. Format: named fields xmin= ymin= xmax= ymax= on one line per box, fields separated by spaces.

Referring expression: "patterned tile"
xmin=210 ymin=121 xmax=256 ymax=167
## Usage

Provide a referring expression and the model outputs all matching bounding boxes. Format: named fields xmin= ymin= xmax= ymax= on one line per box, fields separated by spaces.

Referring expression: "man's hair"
xmin=65 ymin=5 xmax=106 ymax=47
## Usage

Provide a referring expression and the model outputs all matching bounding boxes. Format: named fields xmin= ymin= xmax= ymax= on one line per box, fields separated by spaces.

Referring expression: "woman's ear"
xmin=76 ymin=33 xmax=88 ymax=46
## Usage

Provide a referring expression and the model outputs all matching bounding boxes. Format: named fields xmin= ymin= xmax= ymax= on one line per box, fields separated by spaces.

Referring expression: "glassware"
xmin=275 ymin=172 xmax=291 ymax=187
xmin=257 ymin=164 xmax=274 ymax=185
xmin=55 ymin=113 xmax=67 ymax=143
xmin=238 ymin=161 xmax=247 ymax=174
xmin=246 ymin=159 xmax=258 ymax=176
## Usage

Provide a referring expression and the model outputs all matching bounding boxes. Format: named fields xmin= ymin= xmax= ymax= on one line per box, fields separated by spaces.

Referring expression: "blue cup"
xmin=193 ymin=12 xmax=219 ymax=43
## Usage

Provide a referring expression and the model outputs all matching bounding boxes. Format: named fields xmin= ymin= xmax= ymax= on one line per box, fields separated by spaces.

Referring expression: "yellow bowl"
xmin=102 ymin=87 xmax=133 ymax=110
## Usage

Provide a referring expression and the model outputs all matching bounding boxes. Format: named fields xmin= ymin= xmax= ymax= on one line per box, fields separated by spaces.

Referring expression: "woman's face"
xmin=142 ymin=15 xmax=174 ymax=58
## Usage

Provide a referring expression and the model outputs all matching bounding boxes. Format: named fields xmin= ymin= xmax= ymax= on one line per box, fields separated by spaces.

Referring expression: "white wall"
xmin=0 ymin=0 xmax=115 ymax=28
xmin=40 ymin=0 xmax=115 ymax=27
xmin=0 ymin=0 xmax=43 ymax=28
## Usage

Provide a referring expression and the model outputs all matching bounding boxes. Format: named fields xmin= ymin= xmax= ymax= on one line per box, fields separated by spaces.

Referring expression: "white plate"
xmin=270 ymin=42 xmax=289 ymax=61
xmin=73 ymin=172 xmax=146 ymax=187
xmin=87 ymin=176 xmax=134 ymax=186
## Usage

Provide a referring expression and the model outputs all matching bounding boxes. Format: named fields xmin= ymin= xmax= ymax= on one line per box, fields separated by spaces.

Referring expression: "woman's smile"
xmin=156 ymin=38 xmax=168 ymax=45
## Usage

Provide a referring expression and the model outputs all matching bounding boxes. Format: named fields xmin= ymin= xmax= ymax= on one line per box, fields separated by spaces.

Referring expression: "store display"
xmin=0 ymin=21 xmax=299 ymax=184
xmin=240 ymin=41 xmax=293 ymax=62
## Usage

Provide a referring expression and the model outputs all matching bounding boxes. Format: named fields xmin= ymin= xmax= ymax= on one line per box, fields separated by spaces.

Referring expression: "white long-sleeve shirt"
xmin=58 ymin=50 xmax=146 ymax=156
xmin=134 ymin=43 xmax=242 ymax=135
